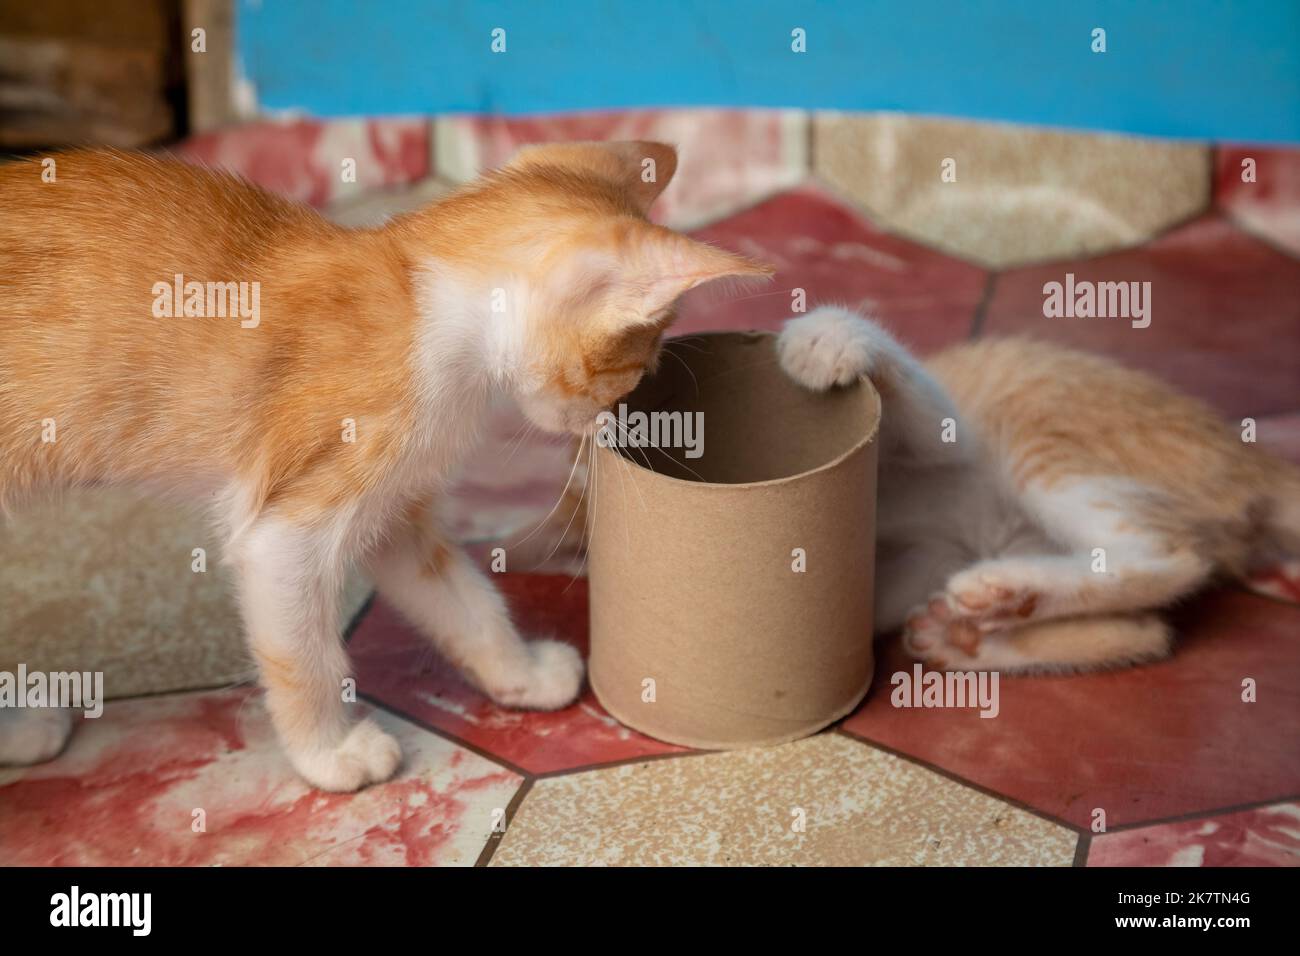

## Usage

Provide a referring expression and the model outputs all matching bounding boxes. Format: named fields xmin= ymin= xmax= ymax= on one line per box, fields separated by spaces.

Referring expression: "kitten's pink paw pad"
xmin=902 ymin=594 xmax=994 ymax=669
xmin=947 ymin=572 xmax=1040 ymax=623
xmin=777 ymin=308 xmax=880 ymax=391
xmin=490 ymin=639 xmax=585 ymax=711
xmin=903 ymin=594 xmax=967 ymax=657
xmin=290 ymin=719 xmax=402 ymax=792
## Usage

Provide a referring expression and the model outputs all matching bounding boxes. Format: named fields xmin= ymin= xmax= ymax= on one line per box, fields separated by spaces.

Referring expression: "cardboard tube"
xmin=588 ymin=331 xmax=880 ymax=749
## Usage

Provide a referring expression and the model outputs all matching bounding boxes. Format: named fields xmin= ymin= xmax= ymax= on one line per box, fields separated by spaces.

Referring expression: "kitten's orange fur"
xmin=0 ymin=142 xmax=770 ymax=787
xmin=777 ymin=308 xmax=1300 ymax=672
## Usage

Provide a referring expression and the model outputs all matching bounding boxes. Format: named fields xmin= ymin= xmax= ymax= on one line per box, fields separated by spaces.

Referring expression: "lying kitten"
xmin=778 ymin=307 xmax=1300 ymax=672
xmin=0 ymin=141 xmax=769 ymax=788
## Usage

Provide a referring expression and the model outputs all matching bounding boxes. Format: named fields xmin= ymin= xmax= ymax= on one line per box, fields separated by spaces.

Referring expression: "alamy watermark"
xmin=594 ymin=403 xmax=704 ymax=459
xmin=151 ymin=273 xmax=260 ymax=328
xmin=0 ymin=665 xmax=103 ymax=718
xmin=50 ymin=886 xmax=150 ymax=936
xmin=891 ymin=663 xmax=1000 ymax=718
xmin=1042 ymin=273 xmax=1151 ymax=329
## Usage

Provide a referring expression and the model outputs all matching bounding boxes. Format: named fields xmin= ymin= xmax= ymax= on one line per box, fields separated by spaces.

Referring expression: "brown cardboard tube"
xmin=588 ymin=330 xmax=880 ymax=749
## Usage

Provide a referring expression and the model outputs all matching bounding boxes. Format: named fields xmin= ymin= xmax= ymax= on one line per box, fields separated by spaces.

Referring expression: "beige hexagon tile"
xmin=0 ymin=489 xmax=371 ymax=697
xmin=814 ymin=113 xmax=1211 ymax=268
xmin=490 ymin=733 xmax=1077 ymax=866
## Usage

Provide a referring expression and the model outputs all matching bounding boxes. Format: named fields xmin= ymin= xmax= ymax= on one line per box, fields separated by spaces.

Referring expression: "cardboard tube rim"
xmin=606 ymin=330 xmax=882 ymax=492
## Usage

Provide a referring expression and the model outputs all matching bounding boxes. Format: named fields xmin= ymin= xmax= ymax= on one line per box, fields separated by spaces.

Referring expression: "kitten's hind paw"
xmin=946 ymin=565 xmax=1042 ymax=625
xmin=902 ymin=594 xmax=987 ymax=670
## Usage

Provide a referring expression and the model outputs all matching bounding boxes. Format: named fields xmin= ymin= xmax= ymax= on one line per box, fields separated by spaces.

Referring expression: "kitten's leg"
xmin=366 ymin=509 xmax=584 ymax=710
xmin=940 ymin=479 xmax=1212 ymax=628
xmin=777 ymin=305 xmax=968 ymax=466
xmin=0 ymin=707 xmax=73 ymax=766
xmin=905 ymin=609 xmax=1172 ymax=673
xmin=902 ymin=479 xmax=1212 ymax=667
xmin=234 ymin=517 xmax=401 ymax=792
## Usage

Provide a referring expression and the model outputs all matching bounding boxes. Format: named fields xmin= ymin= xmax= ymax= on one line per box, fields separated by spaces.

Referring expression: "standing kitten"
xmin=778 ymin=307 xmax=1300 ymax=671
xmin=0 ymin=142 xmax=770 ymax=788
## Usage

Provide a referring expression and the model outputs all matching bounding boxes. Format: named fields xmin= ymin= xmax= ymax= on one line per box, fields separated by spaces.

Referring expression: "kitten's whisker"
xmin=540 ymin=435 xmax=591 ymax=569
xmin=502 ymin=419 xmax=539 ymax=466
xmin=501 ymin=415 xmax=531 ymax=453
xmin=608 ymin=418 xmax=660 ymax=478
xmin=665 ymin=338 xmax=707 ymax=353
xmin=607 ymin=435 xmax=636 ymax=555
xmin=563 ymin=437 xmax=597 ymax=593
xmin=511 ymin=432 xmax=586 ymax=551
xmin=614 ymin=442 xmax=648 ymax=514
xmin=661 ymin=346 xmax=701 ymax=398
xmin=608 ymin=415 xmax=708 ymax=483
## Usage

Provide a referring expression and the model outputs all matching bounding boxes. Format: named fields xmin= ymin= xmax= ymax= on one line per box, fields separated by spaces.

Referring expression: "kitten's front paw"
xmin=490 ymin=639 xmax=585 ymax=711
xmin=777 ymin=306 xmax=883 ymax=391
xmin=289 ymin=719 xmax=402 ymax=792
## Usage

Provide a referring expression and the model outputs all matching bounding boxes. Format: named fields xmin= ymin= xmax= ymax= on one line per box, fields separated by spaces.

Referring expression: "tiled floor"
xmin=2 ymin=113 xmax=1298 ymax=866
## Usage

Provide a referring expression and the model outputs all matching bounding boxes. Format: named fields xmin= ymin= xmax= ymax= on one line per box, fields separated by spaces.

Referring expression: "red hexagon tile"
xmin=1088 ymin=801 xmax=1300 ymax=867
xmin=982 ymin=215 xmax=1300 ymax=418
xmin=349 ymin=574 xmax=688 ymax=775
xmin=434 ymin=110 xmax=807 ymax=229
xmin=677 ymin=186 xmax=986 ymax=353
xmin=0 ymin=688 xmax=520 ymax=866
xmin=175 ymin=118 xmax=431 ymax=207
xmin=1216 ymin=145 xmax=1300 ymax=257
xmin=844 ymin=588 xmax=1300 ymax=830
xmin=1239 ymin=411 xmax=1300 ymax=606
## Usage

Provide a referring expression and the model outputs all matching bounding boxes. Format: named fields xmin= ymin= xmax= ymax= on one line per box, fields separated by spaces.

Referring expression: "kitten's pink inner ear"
xmin=640 ymin=229 xmax=775 ymax=315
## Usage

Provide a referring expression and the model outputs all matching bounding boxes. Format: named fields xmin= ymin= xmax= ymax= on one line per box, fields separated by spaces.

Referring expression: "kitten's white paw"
xmin=946 ymin=564 xmax=1042 ymax=625
xmin=777 ymin=306 xmax=884 ymax=391
xmin=289 ymin=718 xmax=402 ymax=792
xmin=904 ymin=594 xmax=973 ymax=663
xmin=0 ymin=707 xmax=74 ymax=766
xmin=490 ymin=639 xmax=585 ymax=711
xmin=902 ymin=589 xmax=1047 ymax=672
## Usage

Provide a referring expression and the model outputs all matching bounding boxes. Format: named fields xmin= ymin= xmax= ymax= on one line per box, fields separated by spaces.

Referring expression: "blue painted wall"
xmin=238 ymin=1 xmax=1300 ymax=143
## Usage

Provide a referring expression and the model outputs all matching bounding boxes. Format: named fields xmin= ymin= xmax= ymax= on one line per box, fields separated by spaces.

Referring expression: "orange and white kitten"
xmin=0 ymin=141 xmax=769 ymax=788
xmin=778 ymin=307 xmax=1300 ymax=672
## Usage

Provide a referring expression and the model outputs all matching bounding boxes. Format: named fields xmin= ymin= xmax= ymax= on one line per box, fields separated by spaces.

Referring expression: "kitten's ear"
xmin=508 ymin=140 xmax=678 ymax=214
xmin=625 ymin=224 xmax=775 ymax=317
